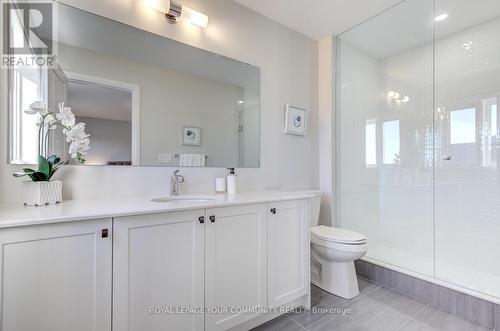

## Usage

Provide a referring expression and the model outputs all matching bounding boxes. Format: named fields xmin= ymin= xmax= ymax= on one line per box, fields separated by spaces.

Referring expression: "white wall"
xmin=317 ymin=36 xmax=335 ymax=226
xmin=0 ymin=0 xmax=318 ymax=203
xmin=77 ymin=117 xmax=132 ymax=165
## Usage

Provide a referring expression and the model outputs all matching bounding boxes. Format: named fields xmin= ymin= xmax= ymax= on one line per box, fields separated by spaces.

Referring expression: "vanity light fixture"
xmin=435 ymin=13 xmax=448 ymax=22
xmin=140 ymin=0 xmax=208 ymax=28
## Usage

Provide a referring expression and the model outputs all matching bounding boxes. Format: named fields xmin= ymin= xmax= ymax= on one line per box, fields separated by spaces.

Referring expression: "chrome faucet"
xmin=170 ymin=170 xmax=185 ymax=196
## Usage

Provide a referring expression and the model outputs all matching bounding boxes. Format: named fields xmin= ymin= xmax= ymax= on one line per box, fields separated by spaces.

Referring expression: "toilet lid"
xmin=311 ymin=226 xmax=367 ymax=244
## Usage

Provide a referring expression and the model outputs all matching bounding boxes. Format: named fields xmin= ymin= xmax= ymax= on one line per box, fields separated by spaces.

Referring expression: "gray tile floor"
xmin=252 ymin=277 xmax=492 ymax=331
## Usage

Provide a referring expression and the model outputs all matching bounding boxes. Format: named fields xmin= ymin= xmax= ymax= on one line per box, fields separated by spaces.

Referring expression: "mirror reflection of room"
xmin=8 ymin=4 xmax=260 ymax=168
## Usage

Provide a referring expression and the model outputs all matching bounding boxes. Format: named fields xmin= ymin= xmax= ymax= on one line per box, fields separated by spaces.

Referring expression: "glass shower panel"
xmin=337 ymin=0 xmax=435 ymax=276
xmin=434 ymin=0 xmax=500 ymax=297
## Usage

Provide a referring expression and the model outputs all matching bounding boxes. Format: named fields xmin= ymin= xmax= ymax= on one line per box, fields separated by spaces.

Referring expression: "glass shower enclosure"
xmin=337 ymin=0 xmax=500 ymax=301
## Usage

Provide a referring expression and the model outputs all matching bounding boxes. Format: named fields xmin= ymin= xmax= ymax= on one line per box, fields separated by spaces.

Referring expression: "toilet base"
xmin=312 ymin=257 xmax=360 ymax=299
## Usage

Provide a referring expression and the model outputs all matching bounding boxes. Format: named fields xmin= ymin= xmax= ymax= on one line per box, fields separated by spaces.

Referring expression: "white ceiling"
xmin=68 ymin=82 xmax=132 ymax=122
xmin=232 ymin=0 xmax=402 ymax=40
xmin=233 ymin=0 xmax=500 ymax=59
xmin=340 ymin=0 xmax=500 ymax=59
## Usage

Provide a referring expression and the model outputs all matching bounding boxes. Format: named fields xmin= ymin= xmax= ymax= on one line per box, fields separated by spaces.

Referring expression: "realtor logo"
xmin=1 ymin=0 xmax=57 ymax=68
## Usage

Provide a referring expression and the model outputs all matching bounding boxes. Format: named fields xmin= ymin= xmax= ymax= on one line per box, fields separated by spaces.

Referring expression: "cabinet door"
xmin=0 ymin=219 xmax=112 ymax=331
xmin=113 ymin=210 xmax=204 ymax=331
xmin=205 ymin=204 xmax=268 ymax=331
xmin=268 ymin=199 xmax=309 ymax=307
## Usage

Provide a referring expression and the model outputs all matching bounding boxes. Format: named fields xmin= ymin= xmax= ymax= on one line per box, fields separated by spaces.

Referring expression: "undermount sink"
xmin=151 ymin=196 xmax=216 ymax=203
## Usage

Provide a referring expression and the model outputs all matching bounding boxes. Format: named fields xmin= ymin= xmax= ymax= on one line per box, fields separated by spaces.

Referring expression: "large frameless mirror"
xmin=7 ymin=3 xmax=260 ymax=168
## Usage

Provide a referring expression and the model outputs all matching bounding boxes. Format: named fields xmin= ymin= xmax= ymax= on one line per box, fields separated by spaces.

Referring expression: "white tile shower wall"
xmin=341 ymin=11 xmax=500 ymax=302
xmin=0 ymin=0 xmax=319 ymax=203
xmin=338 ymin=39 xmax=435 ymax=277
xmin=383 ymin=15 xmax=500 ymax=299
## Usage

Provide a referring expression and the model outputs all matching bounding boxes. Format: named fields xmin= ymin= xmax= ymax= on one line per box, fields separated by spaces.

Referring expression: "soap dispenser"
xmin=227 ymin=168 xmax=238 ymax=194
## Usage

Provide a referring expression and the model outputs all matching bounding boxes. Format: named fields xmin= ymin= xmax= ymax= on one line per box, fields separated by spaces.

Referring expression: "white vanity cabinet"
xmin=205 ymin=204 xmax=268 ymax=331
xmin=112 ymin=210 xmax=205 ymax=331
xmin=0 ymin=193 xmax=317 ymax=331
xmin=268 ymin=199 xmax=309 ymax=308
xmin=0 ymin=218 xmax=112 ymax=331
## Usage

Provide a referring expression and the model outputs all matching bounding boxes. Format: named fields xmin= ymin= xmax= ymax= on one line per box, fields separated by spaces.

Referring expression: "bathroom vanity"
xmin=0 ymin=191 xmax=320 ymax=331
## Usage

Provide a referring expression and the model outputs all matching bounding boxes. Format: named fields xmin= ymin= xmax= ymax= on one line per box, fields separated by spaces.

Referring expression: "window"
xmin=9 ymin=8 xmax=25 ymax=49
xmin=365 ymin=120 xmax=377 ymax=167
xmin=8 ymin=9 xmax=47 ymax=164
xmin=10 ymin=67 xmax=46 ymax=164
xmin=481 ymin=99 xmax=497 ymax=168
xmin=383 ymin=120 xmax=400 ymax=165
xmin=450 ymin=108 xmax=476 ymax=144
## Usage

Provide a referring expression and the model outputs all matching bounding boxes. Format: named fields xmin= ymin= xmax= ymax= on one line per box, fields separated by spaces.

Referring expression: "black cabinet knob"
xmin=199 ymin=216 xmax=205 ymax=224
xmin=101 ymin=229 xmax=109 ymax=238
xmin=270 ymin=208 xmax=277 ymax=214
xmin=210 ymin=215 xmax=216 ymax=223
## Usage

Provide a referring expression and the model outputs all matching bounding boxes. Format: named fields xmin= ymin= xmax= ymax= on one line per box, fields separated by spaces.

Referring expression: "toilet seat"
xmin=311 ymin=226 xmax=367 ymax=245
xmin=311 ymin=235 xmax=368 ymax=253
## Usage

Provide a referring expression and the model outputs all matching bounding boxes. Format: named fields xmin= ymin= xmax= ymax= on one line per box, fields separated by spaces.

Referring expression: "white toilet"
xmin=309 ymin=197 xmax=367 ymax=299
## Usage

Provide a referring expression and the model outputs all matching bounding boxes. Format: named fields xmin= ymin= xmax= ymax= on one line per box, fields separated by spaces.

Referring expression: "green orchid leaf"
xmin=49 ymin=160 xmax=69 ymax=180
xmin=13 ymin=168 xmax=38 ymax=178
xmin=13 ymin=172 xmax=32 ymax=177
xmin=38 ymin=155 xmax=50 ymax=177
xmin=47 ymin=155 xmax=61 ymax=165
xmin=30 ymin=171 xmax=49 ymax=182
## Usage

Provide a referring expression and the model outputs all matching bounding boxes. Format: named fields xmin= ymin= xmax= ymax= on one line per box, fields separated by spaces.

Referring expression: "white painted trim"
xmin=64 ymin=71 xmax=141 ymax=165
xmin=2 ymin=66 xmax=11 ymax=163
xmin=362 ymin=256 xmax=500 ymax=305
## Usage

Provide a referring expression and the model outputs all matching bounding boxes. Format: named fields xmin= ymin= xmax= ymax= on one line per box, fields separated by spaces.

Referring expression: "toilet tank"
xmin=310 ymin=195 xmax=321 ymax=227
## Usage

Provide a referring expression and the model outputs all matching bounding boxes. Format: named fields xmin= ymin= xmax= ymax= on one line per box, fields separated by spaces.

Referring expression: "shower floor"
xmin=253 ymin=277 xmax=492 ymax=331
xmin=367 ymin=245 xmax=500 ymax=301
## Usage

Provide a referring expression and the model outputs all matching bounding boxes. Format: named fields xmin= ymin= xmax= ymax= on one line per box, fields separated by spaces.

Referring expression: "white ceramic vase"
xmin=23 ymin=180 xmax=62 ymax=206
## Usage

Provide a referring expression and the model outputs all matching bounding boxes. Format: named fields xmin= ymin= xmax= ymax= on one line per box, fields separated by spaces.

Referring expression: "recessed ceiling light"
xmin=388 ymin=91 xmax=400 ymax=99
xmin=237 ymin=100 xmax=244 ymax=104
xmin=435 ymin=13 xmax=448 ymax=22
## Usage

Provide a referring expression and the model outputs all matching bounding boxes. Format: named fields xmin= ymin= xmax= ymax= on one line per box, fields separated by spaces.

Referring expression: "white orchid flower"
xmin=56 ymin=106 xmax=76 ymax=127
xmin=45 ymin=114 xmax=58 ymax=129
xmin=77 ymin=138 xmax=90 ymax=155
xmin=35 ymin=113 xmax=57 ymax=129
xmin=24 ymin=101 xmax=47 ymax=115
xmin=69 ymin=137 xmax=90 ymax=158
xmin=64 ymin=121 xmax=90 ymax=159
xmin=68 ymin=141 xmax=78 ymax=158
xmin=64 ymin=122 xmax=89 ymax=142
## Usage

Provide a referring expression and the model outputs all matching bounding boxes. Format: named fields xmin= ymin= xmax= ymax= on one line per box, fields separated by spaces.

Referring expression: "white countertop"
xmin=0 ymin=190 xmax=321 ymax=229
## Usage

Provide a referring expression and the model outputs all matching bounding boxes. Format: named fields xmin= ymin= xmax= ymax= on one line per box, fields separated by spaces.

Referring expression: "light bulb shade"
xmin=140 ymin=0 xmax=171 ymax=13
xmin=435 ymin=13 xmax=448 ymax=22
xmin=190 ymin=10 xmax=208 ymax=28
xmin=181 ymin=7 xmax=208 ymax=28
xmin=388 ymin=91 xmax=400 ymax=99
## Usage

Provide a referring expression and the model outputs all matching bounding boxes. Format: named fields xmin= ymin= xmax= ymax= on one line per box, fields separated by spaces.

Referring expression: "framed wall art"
xmin=284 ymin=104 xmax=307 ymax=136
